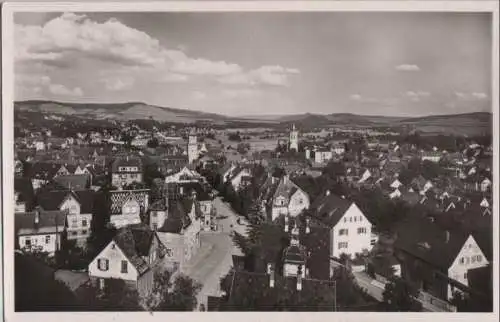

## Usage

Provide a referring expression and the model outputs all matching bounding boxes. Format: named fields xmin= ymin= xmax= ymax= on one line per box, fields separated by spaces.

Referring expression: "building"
xmin=36 ymin=189 xmax=94 ymax=246
xmin=261 ymin=174 xmax=310 ymax=221
xmin=165 ymin=166 xmax=203 ymax=184
xmin=421 ymin=151 xmax=443 ymax=163
xmin=310 ymin=191 xmax=374 ymax=259
xmin=111 ymin=156 xmax=143 ymax=188
xmin=155 ymin=198 xmax=202 ymax=272
xmin=187 ymin=131 xmax=199 ymax=164
xmin=227 ymin=166 xmax=252 ymax=191
xmin=88 ymin=225 xmax=162 ymax=297
xmin=109 ymin=189 xmax=150 ymax=228
xmin=394 ymin=217 xmax=489 ymax=302
xmin=15 ymin=208 xmax=66 ymax=256
xmin=314 ymin=149 xmax=333 ymax=164
xmin=289 ymin=124 xmax=299 ymax=152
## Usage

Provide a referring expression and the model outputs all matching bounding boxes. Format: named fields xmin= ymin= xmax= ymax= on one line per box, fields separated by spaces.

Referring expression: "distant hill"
xmin=14 ymin=100 xmax=492 ymax=135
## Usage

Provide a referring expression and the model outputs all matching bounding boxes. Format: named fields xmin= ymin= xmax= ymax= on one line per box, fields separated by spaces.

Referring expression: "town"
xmin=14 ymin=108 xmax=493 ymax=312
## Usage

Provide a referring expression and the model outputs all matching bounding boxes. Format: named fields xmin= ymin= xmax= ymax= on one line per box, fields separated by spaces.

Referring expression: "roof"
xmin=112 ymin=226 xmax=154 ymax=275
xmin=157 ymin=199 xmax=191 ymax=233
xmin=15 ymin=178 xmax=35 ymax=205
xmin=393 ymin=216 xmax=471 ymax=271
xmin=53 ymin=174 xmax=90 ymax=190
xmin=37 ymin=189 xmax=95 ymax=214
xmin=111 ymin=156 xmax=143 ymax=172
xmin=311 ymin=193 xmax=353 ymax=227
xmin=27 ymin=162 xmax=61 ymax=180
xmin=110 ymin=189 xmax=150 ymax=215
xmin=15 ymin=209 xmax=66 ymax=235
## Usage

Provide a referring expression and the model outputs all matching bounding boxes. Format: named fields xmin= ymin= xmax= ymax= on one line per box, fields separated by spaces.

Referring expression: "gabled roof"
xmin=110 ymin=189 xmax=149 ymax=215
xmin=53 ymin=174 xmax=90 ymax=190
xmin=112 ymin=226 xmax=155 ymax=275
xmin=15 ymin=209 xmax=66 ymax=235
xmin=311 ymin=193 xmax=353 ymax=227
xmin=37 ymin=189 xmax=95 ymax=214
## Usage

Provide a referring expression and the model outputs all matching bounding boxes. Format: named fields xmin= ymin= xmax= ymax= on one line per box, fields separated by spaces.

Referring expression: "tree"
xmin=78 ymin=278 xmax=142 ymax=311
xmin=228 ymin=132 xmax=242 ymax=142
xmin=382 ymin=277 xmax=422 ymax=312
xmin=147 ymin=137 xmax=159 ymax=148
xmin=157 ymin=275 xmax=201 ymax=311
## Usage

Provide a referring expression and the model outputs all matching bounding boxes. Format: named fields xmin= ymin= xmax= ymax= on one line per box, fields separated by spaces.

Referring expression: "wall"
xmin=150 ymin=210 xmax=167 ymax=230
xmin=447 ymin=235 xmax=489 ymax=299
xmin=288 ymin=189 xmax=309 ymax=217
xmin=88 ymin=240 xmax=138 ymax=281
xmin=67 ymin=213 xmax=93 ymax=240
xmin=112 ymin=173 xmax=143 ymax=187
xmin=331 ymin=203 xmax=373 ymax=259
xmin=284 ymin=263 xmax=306 ymax=278
xmin=18 ymin=233 xmax=61 ymax=255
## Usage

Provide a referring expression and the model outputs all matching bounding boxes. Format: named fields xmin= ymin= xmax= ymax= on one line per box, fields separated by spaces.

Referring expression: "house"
xmin=310 ymin=191 xmax=373 ymax=259
xmin=389 ymin=189 xmax=402 ymax=200
xmin=390 ymin=179 xmax=403 ymax=190
xmin=27 ymin=162 xmax=65 ymax=190
xmin=332 ymin=143 xmax=345 ymax=155
xmin=14 ymin=178 xmax=35 ymax=212
xmin=88 ymin=225 xmax=162 ymax=297
xmin=36 ymin=189 xmax=94 ymax=246
xmin=219 ymin=163 xmax=237 ymax=184
xmin=15 ymin=208 xmax=66 ymax=256
xmin=261 ymin=175 xmax=310 ymax=221
xmin=53 ymin=174 xmax=91 ymax=190
xmin=421 ymin=151 xmax=442 ymax=163
xmin=394 ymin=217 xmax=489 ymax=302
xmin=228 ymin=166 xmax=252 ymax=191
xmin=109 ymin=189 xmax=150 ymax=228
xmin=314 ymin=148 xmax=333 ymax=164
xmin=165 ymin=166 xmax=203 ymax=184
xmin=480 ymin=178 xmax=491 ymax=192
xmin=111 ymin=156 xmax=143 ymax=188
xmin=155 ymin=199 xmax=202 ymax=272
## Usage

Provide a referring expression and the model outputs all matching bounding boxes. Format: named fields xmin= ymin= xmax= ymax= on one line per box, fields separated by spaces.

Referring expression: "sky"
xmin=14 ymin=11 xmax=492 ymax=116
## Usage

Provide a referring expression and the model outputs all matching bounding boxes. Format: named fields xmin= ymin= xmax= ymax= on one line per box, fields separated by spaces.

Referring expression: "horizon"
xmin=15 ymin=12 xmax=492 ymax=117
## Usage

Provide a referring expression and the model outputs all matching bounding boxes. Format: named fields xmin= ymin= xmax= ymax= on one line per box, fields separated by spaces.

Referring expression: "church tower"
xmin=187 ymin=130 xmax=199 ymax=164
xmin=289 ymin=124 xmax=299 ymax=151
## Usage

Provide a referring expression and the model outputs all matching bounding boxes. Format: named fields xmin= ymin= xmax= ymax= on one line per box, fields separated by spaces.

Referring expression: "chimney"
xmin=296 ymin=265 xmax=303 ymax=291
xmin=445 ymin=230 xmax=450 ymax=243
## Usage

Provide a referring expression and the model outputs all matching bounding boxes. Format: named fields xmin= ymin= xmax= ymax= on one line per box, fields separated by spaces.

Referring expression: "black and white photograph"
xmin=1 ymin=1 xmax=498 ymax=319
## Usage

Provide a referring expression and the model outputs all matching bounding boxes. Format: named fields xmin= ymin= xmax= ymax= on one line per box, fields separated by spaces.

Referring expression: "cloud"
xmin=49 ymin=83 xmax=83 ymax=97
xmin=222 ymin=88 xmax=262 ymax=99
xmin=405 ymin=90 xmax=431 ymax=101
xmin=454 ymin=91 xmax=488 ymax=100
xmin=349 ymin=94 xmax=362 ymax=101
xmin=395 ymin=64 xmax=420 ymax=72
xmin=192 ymin=91 xmax=207 ymax=100
xmin=102 ymin=76 xmax=135 ymax=91
xmin=162 ymin=73 xmax=189 ymax=83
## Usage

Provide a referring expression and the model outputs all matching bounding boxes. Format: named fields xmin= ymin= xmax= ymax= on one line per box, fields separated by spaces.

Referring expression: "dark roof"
xmin=15 ymin=178 xmax=35 ymax=205
xmin=109 ymin=189 xmax=149 ymax=215
xmin=113 ymin=226 xmax=154 ymax=275
xmin=310 ymin=193 xmax=352 ymax=227
xmin=37 ymin=189 xmax=95 ymax=214
xmin=15 ymin=209 xmax=66 ymax=235
xmin=53 ymin=174 xmax=90 ymax=190
xmin=157 ymin=199 xmax=191 ymax=233
xmin=393 ymin=216 xmax=471 ymax=271
xmin=27 ymin=162 xmax=61 ymax=180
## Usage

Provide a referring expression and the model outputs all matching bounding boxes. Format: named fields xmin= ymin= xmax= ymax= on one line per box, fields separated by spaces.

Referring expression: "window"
xmin=166 ymin=248 xmax=173 ymax=257
xmin=349 ymin=217 xmax=352 ymax=222
xmin=45 ymin=235 xmax=51 ymax=244
xmin=459 ymin=257 xmax=465 ymax=265
xmin=82 ymin=219 xmax=88 ymax=227
xmin=339 ymin=229 xmax=348 ymax=236
xmin=344 ymin=218 xmax=347 ymax=223
xmin=359 ymin=216 xmax=363 ymax=221
xmin=25 ymin=237 xmax=31 ymax=247
xmin=463 ymin=272 xmax=467 ymax=280
xmin=70 ymin=205 xmax=78 ymax=214
xmin=71 ymin=219 xmax=78 ymax=228
xmin=152 ymin=223 xmax=158 ymax=231
xmin=338 ymin=242 xmax=348 ymax=249
xmin=121 ymin=260 xmax=128 ymax=273
xmin=71 ymin=231 xmax=78 ymax=236
xmin=354 ymin=217 xmax=357 ymax=222
xmin=98 ymin=258 xmax=109 ymax=271
xmin=357 ymin=227 xmax=367 ymax=234
xmin=152 ymin=212 xmax=157 ymax=217
xmin=477 ymin=255 xmax=482 ymax=262
xmin=82 ymin=230 xmax=88 ymax=235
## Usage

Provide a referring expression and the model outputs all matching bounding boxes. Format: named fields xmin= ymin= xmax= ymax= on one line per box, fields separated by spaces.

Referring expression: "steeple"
xmin=289 ymin=123 xmax=298 ymax=152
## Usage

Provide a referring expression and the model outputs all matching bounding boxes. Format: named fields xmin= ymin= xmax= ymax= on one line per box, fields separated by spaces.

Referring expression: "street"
xmin=353 ymin=271 xmax=385 ymax=302
xmin=181 ymin=197 xmax=249 ymax=310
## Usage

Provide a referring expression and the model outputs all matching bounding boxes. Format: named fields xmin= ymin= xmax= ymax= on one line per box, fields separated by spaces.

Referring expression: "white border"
xmin=2 ymin=2 xmax=499 ymax=322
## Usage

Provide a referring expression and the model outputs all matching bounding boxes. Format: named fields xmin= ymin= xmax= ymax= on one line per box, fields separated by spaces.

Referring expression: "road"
xmin=182 ymin=197 xmax=249 ymax=310
xmin=353 ymin=271 xmax=385 ymax=302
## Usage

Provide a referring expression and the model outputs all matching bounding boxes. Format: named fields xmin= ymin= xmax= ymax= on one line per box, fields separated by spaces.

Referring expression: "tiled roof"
xmin=110 ymin=189 xmax=150 ymax=215
xmin=311 ymin=193 xmax=352 ymax=227
xmin=53 ymin=174 xmax=90 ymax=190
xmin=112 ymin=226 xmax=153 ymax=275
xmin=15 ymin=209 xmax=66 ymax=235
xmin=37 ymin=189 xmax=95 ymax=214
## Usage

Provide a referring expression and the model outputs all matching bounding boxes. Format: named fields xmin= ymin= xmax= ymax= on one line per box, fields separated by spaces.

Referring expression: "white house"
xmin=447 ymin=235 xmax=489 ymax=299
xmin=480 ymin=178 xmax=491 ymax=192
xmin=390 ymin=179 xmax=403 ymax=189
xmin=312 ymin=191 xmax=373 ymax=259
xmin=165 ymin=166 xmax=202 ymax=184
xmin=267 ymin=175 xmax=310 ymax=221
xmin=15 ymin=208 xmax=66 ymax=256
xmin=228 ymin=167 xmax=252 ymax=191
xmin=88 ymin=226 xmax=161 ymax=297
xmin=37 ymin=190 xmax=94 ymax=246
xmin=111 ymin=156 xmax=143 ymax=188
xmin=332 ymin=143 xmax=345 ymax=155
xmin=389 ymin=189 xmax=402 ymax=199
xmin=109 ymin=189 xmax=150 ymax=228
xmin=314 ymin=149 xmax=333 ymax=164
xmin=357 ymin=169 xmax=372 ymax=184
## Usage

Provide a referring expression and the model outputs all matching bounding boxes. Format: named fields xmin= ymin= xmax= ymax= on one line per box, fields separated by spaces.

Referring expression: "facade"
xmin=15 ymin=208 xmax=66 ymax=256
xmin=165 ymin=166 xmax=202 ymax=184
xmin=311 ymin=192 xmax=373 ymax=259
xmin=314 ymin=149 xmax=333 ymax=164
xmin=187 ymin=132 xmax=199 ymax=164
xmin=109 ymin=189 xmax=150 ymax=228
xmin=37 ymin=190 xmax=94 ymax=245
xmin=88 ymin=226 xmax=162 ymax=297
xmin=111 ymin=156 xmax=143 ymax=188
xmin=264 ymin=175 xmax=310 ymax=221
xmin=289 ymin=124 xmax=299 ymax=152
